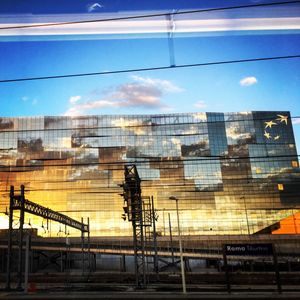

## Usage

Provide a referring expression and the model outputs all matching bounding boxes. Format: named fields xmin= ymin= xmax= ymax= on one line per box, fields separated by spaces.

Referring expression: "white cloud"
xmin=64 ymin=100 xmax=116 ymax=116
xmin=69 ymin=95 xmax=81 ymax=104
xmin=131 ymin=75 xmax=184 ymax=93
xmin=87 ymin=3 xmax=103 ymax=12
xmin=64 ymin=76 xmax=182 ymax=116
xmin=194 ymin=100 xmax=207 ymax=109
xmin=239 ymin=76 xmax=258 ymax=86
xmin=21 ymin=96 xmax=38 ymax=105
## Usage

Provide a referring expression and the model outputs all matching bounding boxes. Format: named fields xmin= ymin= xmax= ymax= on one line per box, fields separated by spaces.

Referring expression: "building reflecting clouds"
xmin=0 ymin=111 xmax=299 ymax=236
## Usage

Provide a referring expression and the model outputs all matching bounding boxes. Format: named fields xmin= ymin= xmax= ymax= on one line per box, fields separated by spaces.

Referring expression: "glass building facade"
xmin=0 ymin=111 xmax=299 ymax=236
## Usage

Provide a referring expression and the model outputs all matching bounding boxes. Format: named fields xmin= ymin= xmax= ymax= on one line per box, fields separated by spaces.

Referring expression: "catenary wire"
xmin=1 ymin=55 xmax=300 ymax=83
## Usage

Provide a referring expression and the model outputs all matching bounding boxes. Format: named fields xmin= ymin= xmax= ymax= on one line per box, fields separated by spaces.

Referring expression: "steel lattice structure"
xmin=5 ymin=185 xmax=89 ymax=291
xmin=121 ymin=165 xmax=158 ymax=288
xmin=11 ymin=195 xmax=89 ymax=232
xmin=124 ymin=165 xmax=145 ymax=287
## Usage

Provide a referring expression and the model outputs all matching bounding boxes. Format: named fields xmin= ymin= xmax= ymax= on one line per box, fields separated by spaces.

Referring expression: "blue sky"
xmin=0 ymin=0 xmax=300 ymax=149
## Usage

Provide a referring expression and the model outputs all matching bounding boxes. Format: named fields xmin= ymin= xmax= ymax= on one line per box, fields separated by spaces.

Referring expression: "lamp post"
xmin=169 ymin=196 xmax=186 ymax=294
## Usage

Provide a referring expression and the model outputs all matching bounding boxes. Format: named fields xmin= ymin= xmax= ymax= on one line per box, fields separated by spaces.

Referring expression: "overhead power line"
xmin=1 ymin=55 xmax=299 ymax=83
xmin=0 ymin=1 xmax=299 ymax=30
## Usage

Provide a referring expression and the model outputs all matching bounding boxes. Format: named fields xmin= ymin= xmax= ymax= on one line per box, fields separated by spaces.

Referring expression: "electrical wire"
xmin=1 ymin=55 xmax=299 ymax=83
xmin=0 ymin=1 xmax=299 ymax=31
xmin=3 ymin=178 xmax=299 ymax=190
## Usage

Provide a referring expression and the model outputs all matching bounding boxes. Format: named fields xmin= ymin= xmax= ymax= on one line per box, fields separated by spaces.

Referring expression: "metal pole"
xmin=17 ymin=185 xmax=25 ymax=290
xmin=163 ymin=209 xmax=166 ymax=236
xmin=60 ymin=249 xmax=63 ymax=272
xmin=93 ymin=253 xmax=96 ymax=272
xmin=87 ymin=217 xmax=91 ymax=272
xmin=65 ymin=237 xmax=69 ymax=271
xmin=222 ymin=245 xmax=231 ymax=293
xmin=272 ymin=244 xmax=282 ymax=294
xmin=292 ymin=209 xmax=298 ymax=234
xmin=151 ymin=196 xmax=159 ymax=277
xmin=121 ymin=254 xmax=126 ymax=272
xmin=168 ymin=213 xmax=175 ymax=265
xmin=24 ymin=234 xmax=30 ymax=293
xmin=175 ymin=199 xmax=186 ymax=294
xmin=5 ymin=186 xmax=14 ymax=290
xmin=140 ymin=199 xmax=146 ymax=287
xmin=47 ymin=219 xmax=49 ymax=237
xmin=81 ymin=217 xmax=84 ymax=275
xmin=132 ymin=220 xmax=139 ymax=287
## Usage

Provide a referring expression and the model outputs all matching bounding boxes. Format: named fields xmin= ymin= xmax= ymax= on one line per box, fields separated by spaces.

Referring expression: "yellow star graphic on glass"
xmin=264 ymin=131 xmax=271 ymax=139
xmin=265 ymin=120 xmax=277 ymax=128
xmin=274 ymin=135 xmax=280 ymax=140
xmin=276 ymin=114 xmax=288 ymax=125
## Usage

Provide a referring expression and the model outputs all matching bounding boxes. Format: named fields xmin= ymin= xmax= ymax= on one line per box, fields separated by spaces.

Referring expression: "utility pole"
xmin=169 ymin=196 xmax=186 ymax=294
xmin=168 ymin=213 xmax=175 ymax=266
xmin=5 ymin=186 xmax=14 ymax=291
xmin=121 ymin=165 xmax=146 ymax=288
xmin=151 ymin=196 xmax=159 ymax=278
xmin=17 ymin=185 xmax=25 ymax=290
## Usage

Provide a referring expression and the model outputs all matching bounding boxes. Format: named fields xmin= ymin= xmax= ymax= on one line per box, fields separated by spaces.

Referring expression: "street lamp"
xmin=169 ymin=196 xmax=186 ymax=294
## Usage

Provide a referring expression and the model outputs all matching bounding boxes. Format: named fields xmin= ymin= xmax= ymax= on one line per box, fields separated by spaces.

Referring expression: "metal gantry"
xmin=120 ymin=165 xmax=158 ymax=288
xmin=5 ymin=185 xmax=90 ymax=291
xmin=143 ymin=196 xmax=159 ymax=282
xmin=123 ymin=165 xmax=145 ymax=287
